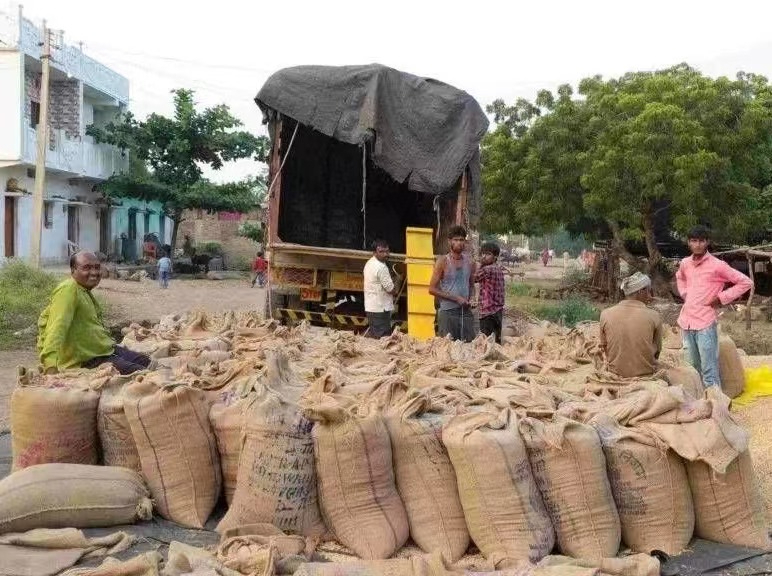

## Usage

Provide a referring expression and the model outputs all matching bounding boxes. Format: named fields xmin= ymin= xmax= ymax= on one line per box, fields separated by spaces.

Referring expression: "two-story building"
xmin=0 ymin=6 xmax=172 ymax=264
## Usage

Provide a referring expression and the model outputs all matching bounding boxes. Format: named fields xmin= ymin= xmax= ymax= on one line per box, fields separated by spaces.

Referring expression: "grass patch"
xmin=0 ymin=261 xmax=60 ymax=350
xmin=533 ymin=296 xmax=600 ymax=327
xmin=507 ymin=282 xmax=538 ymax=298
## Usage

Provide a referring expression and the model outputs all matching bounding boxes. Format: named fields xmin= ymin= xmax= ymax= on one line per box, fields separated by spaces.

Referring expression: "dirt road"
xmin=0 ymin=277 xmax=266 ymax=431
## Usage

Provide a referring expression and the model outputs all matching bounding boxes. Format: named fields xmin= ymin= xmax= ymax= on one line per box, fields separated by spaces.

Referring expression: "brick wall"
xmin=177 ymin=209 xmax=264 ymax=268
xmin=25 ymin=72 xmax=81 ymax=140
xmin=49 ymin=80 xmax=81 ymax=138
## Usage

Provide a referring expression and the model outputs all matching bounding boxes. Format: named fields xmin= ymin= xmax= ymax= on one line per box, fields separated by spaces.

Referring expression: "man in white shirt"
xmin=363 ymin=239 xmax=399 ymax=338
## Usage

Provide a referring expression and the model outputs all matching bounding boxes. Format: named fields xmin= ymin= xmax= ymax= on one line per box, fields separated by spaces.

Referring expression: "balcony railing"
xmin=24 ymin=127 xmax=128 ymax=180
xmin=0 ymin=7 xmax=129 ymax=103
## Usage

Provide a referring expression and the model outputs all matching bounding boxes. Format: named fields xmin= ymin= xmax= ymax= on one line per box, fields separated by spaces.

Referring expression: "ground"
xmin=0 ymin=276 xmax=265 ymax=431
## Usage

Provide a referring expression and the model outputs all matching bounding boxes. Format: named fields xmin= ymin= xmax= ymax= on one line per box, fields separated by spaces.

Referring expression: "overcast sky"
xmin=9 ymin=0 xmax=772 ymax=182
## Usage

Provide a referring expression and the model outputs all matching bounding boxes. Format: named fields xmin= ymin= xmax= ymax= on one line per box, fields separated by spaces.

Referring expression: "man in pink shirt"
xmin=676 ymin=226 xmax=752 ymax=393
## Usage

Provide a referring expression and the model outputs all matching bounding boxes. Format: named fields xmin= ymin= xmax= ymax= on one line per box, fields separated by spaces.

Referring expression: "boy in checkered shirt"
xmin=474 ymin=242 xmax=506 ymax=343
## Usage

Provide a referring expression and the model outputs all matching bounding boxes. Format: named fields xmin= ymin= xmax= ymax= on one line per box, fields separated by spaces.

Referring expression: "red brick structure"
xmin=176 ymin=209 xmax=264 ymax=268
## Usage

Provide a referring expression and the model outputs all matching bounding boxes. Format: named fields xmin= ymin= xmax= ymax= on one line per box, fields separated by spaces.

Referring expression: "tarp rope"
xmin=361 ymin=143 xmax=367 ymax=250
xmin=266 ymin=119 xmax=300 ymax=320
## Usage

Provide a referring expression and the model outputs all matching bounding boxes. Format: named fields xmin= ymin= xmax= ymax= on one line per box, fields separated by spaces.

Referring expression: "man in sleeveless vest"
xmin=429 ymin=226 xmax=476 ymax=342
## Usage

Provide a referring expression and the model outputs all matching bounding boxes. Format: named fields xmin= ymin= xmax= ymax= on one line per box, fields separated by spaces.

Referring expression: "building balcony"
xmin=23 ymin=127 xmax=128 ymax=180
xmin=0 ymin=6 xmax=129 ymax=104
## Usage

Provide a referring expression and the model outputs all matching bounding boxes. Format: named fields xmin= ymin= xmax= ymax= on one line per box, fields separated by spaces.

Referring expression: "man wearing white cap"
xmin=599 ymin=271 xmax=664 ymax=378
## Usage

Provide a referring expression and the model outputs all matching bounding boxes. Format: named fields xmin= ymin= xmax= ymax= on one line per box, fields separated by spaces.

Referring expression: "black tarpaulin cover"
xmin=255 ymin=63 xmax=489 ymax=202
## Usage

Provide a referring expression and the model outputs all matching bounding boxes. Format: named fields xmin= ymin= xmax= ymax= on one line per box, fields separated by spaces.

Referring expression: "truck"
xmin=254 ymin=64 xmax=489 ymax=331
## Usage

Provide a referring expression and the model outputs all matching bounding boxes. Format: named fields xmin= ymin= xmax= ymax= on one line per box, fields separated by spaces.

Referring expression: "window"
xmin=30 ymin=101 xmax=40 ymax=127
xmin=43 ymin=201 xmax=53 ymax=229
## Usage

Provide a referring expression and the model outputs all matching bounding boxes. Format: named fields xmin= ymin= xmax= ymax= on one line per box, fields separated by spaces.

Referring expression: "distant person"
xmin=38 ymin=251 xmax=151 ymax=375
xmin=429 ymin=226 xmax=475 ymax=342
xmin=676 ymin=225 xmax=752 ymax=394
xmin=363 ymin=239 xmax=399 ymax=338
xmin=157 ymin=249 xmax=172 ymax=289
xmin=599 ymin=272 xmax=663 ymax=378
xmin=474 ymin=242 xmax=506 ymax=344
xmin=541 ymin=248 xmax=550 ymax=267
xmin=251 ymin=252 xmax=267 ymax=288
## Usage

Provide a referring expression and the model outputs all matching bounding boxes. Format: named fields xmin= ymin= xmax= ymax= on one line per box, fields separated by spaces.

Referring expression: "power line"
xmin=87 ymin=49 xmax=261 ymax=100
xmin=83 ymin=41 xmax=275 ymax=74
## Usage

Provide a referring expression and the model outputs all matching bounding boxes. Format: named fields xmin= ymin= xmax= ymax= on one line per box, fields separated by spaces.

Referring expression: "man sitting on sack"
xmin=38 ymin=251 xmax=152 ymax=375
xmin=599 ymin=272 xmax=664 ymax=378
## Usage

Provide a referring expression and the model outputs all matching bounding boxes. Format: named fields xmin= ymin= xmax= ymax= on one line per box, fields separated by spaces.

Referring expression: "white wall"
xmin=0 ymin=52 xmax=23 ymax=161
xmin=0 ymin=166 xmax=106 ymax=265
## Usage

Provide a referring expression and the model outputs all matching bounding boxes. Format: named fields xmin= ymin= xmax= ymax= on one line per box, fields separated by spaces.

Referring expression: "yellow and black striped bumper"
xmin=274 ymin=309 xmax=405 ymax=330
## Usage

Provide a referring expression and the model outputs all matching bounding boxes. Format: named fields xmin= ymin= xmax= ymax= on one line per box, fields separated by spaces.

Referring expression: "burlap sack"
xmin=97 ymin=377 xmax=141 ymax=471
xmin=294 ymin=557 xmax=428 ymax=576
xmin=217 ymin=352 xmax=325 ymax=537
xmin=596 ymin=421 xmax=693 ymax=555
xmin=384 ymin=392 xmax=469 ymax=561
xmin=210 ymin=398 xmax=247 ymax=506
xmin=519 ymin=416 xmax=620 ymax=560
xmin=308 ymin=397 xmax=409 ymax=560
xmin=0 ymin=464 xmax=152 ymax=533
xmin=59 ymin=552 xmax=162 ymax=576
xmin=663 ymin=365 xmax=703 ymax=400
xmin=124 ymin=380 xmax=221 ymax=528
xmin=718 ymin=335 xmax=745 ymax=399
xmin=443 ymin=409 xmax=554 ymax=567
xmin=11 ymin=384 xmax=99 ymax=471
xmin=687 ymin=451 xmax=771 ymax=549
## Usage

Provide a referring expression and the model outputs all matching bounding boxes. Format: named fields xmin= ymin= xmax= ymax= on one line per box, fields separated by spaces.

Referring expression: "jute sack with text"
xmin=0 ymin=463 xmax=151 ymax=533
xmin=384 ymin=391 xmax=469 ymax=561
xmin=443 ymin=408 xmax=554 ymax=567
xmin=12 ymin=384 xmax=99 ymax=471
xmin=595 ymin=420 xmax=694 ymax=555
xmin=217 ymin=351 xmax=325 ymax=537
xmin=308 ymin=397 xmax=409 ymax=559
xmin=519 ymin=415 xmax=620 ymax=561
xmin=718 ymin=335 xmax=745 ymax=399
xmin=687 ymin=451 xmax=771 ymax=549
xmin=124 ymin=380 xmax=221 ymax=528
xmin=210 ymin=398 xmax=248 ymax=506
xmin=97 ymin=376 xmax=141 ymax=471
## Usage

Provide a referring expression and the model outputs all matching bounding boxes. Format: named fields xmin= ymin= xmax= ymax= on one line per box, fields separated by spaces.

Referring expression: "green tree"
xmin=88 ymin=89 xmax=270 ymax=246
xmin=483 ymin=64 xmax=772 ymax=291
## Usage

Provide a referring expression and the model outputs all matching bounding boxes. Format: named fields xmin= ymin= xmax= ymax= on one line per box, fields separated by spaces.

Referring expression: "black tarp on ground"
xmin=256 ymin=64 xmax=489 ymax=213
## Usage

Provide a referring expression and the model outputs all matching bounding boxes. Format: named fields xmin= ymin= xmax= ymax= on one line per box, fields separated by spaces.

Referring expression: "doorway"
xmin=4 ymin=197 xmax=15 ymax=258
xmin=99 ymin=207 xmax=110 ymax=255
xmin=67 ymin=206 xmax=79 ymax=245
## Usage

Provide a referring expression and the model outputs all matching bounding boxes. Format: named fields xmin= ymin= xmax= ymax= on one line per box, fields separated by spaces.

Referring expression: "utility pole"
xmin=30 ymin=21 xmax=52 ymax=268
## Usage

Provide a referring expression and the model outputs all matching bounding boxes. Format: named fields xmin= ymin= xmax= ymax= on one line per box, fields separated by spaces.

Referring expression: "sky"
xmin=8 ymin=0 xmax=772 ymax=182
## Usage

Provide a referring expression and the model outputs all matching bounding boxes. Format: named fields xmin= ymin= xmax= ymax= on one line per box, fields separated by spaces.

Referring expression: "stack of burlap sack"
xmin=1 ymin=311 xmax=765 ymax=576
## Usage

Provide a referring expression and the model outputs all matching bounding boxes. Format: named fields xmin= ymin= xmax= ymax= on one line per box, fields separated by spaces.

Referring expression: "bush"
xmin=561 ymin=265 xmax=591 ymax=287
xmin=238 ymin=221 xmax=264 ymax=244
xmin=197 ymin=242 xmax=223 ymax=256
xmin=0 ymin=261 xmax=60 ymax=349
xmin=534 ymin=296 xmax=599 ymax=327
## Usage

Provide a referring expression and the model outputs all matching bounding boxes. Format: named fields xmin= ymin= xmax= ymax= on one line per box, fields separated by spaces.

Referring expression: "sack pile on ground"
xmin=5 ymin=311 xmax=770 ymax=575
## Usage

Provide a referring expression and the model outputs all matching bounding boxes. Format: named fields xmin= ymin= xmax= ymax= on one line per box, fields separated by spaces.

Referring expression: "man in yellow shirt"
xmin=599 ymin=272 xmax=664 ymax=378
xmin=38 ymin=251 xmax=151 ymax=375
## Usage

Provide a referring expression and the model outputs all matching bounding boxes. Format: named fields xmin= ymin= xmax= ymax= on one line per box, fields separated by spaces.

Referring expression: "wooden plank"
xmin=267 ymin=118 xmax=283 ymax=245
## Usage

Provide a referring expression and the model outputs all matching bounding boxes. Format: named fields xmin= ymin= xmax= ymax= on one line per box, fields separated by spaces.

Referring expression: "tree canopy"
xmin=483 ymin=64 xmax=772 ymax=285
xmin=88 ymin=89 xmax=269 ymax=246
